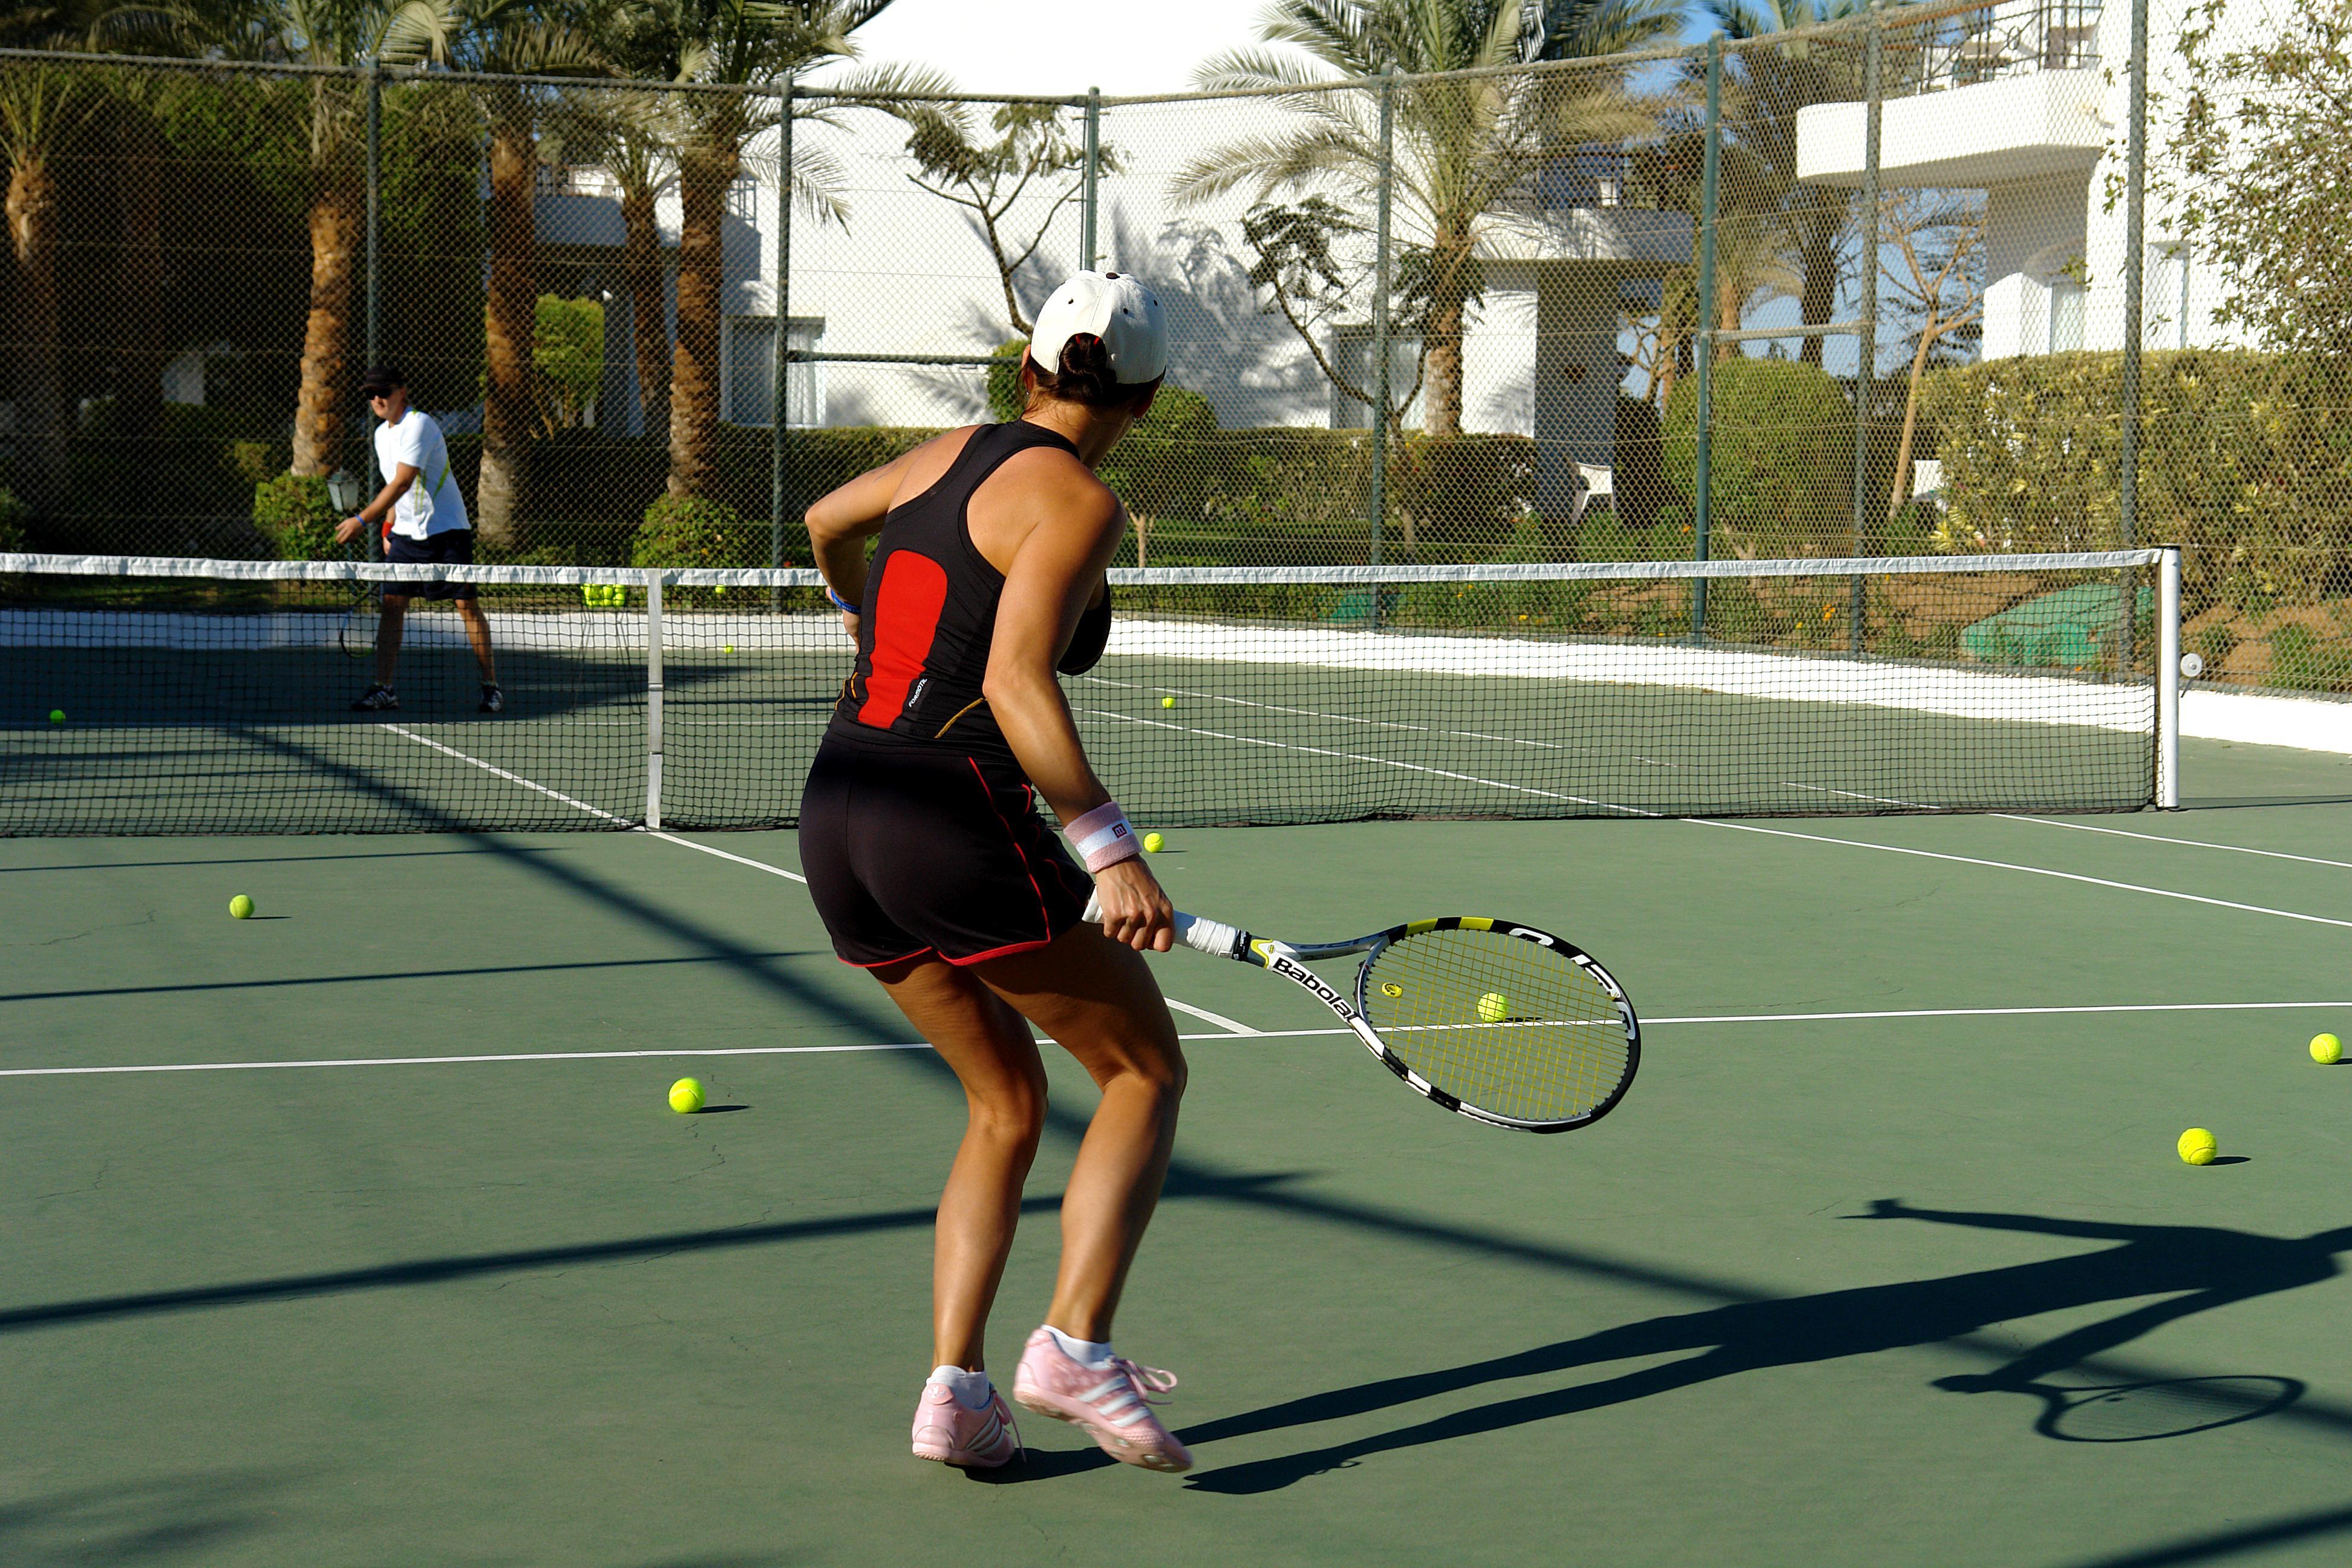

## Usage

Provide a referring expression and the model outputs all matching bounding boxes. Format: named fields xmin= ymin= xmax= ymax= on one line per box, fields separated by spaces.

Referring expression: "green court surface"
xmin=7 ymin=736 xmax=2352 ymax=1566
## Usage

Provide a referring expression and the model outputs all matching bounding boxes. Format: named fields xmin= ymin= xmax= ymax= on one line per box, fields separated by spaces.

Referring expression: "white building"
xmin=1795 ymin=0 xmax=2260 ymax=360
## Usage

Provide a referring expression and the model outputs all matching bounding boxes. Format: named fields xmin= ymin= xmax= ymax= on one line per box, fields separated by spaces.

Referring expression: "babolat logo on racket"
xmin=1267 ymin=953 xmax=1350 ymax=1011
xmin=1505 ymin=927 xmax=1556 ymax=946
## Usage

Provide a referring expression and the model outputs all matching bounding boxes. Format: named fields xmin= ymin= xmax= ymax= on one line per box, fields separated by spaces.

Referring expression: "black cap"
xmin=359 ymin=364 xmax=406 ymax=396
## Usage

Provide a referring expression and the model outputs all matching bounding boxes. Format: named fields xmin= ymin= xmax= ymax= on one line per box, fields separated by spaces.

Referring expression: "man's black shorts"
xmin=797 ymin=734 xmax=1091 ymax=968
xmin=385 ymin=529 xmax=477 ymax=599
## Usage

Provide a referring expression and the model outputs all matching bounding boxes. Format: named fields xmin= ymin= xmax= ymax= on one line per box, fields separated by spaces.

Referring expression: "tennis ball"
xmin=724 ymin=644 xmax=734 ymax=654
xmin=2313 ymin=1033 xmax=2343 ymax=1065
xmin=1143 ymin=831 xmax=1165 ymax=853
xmin=1477 ymin=991 xmax=1510 ymax=1023
xmin=49 ymin=708 xmax=65 ymax=725
xmin=1160 ymin=695 xmax=1175 ymax=708
xmin=228 ymin=893 xmax=255 ymax=920
xmin=713 ymin=584 xmax=727 ymax=596
xmin=668 ymin=1077 xmax=705 ymax=1114
xmin=2177 ymin=1127 xmax=2218 ymax=1166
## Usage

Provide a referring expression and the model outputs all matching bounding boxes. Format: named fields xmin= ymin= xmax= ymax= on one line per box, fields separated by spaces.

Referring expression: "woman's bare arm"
xmin=983 ymin=462 xmax=1173 ymax=951
xmin=804 ymin=437 xmax=947 ymax=622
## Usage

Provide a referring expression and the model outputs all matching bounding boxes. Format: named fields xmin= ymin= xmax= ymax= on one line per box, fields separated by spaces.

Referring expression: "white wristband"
xmin=1067 ymin=801 xmax=1140 ymax=873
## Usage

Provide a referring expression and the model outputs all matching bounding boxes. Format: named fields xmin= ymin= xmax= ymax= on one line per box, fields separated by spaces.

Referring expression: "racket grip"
xmin=1080 ymin=894 xmax=1244 ymax=960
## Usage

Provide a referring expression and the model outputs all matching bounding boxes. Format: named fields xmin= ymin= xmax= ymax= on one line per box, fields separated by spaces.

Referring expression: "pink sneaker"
xmin=910 ymin=1380 xmax=1021 ymax=1468
xmin=1012 ymin=1328 xmax=1192 ymax=1472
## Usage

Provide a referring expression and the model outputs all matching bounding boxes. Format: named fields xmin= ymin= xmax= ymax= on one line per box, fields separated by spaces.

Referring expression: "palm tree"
xmin=1698 ymin=0 xmax=1891 ymax=368
xmin=172 ymin=0 xmax=455 ymax=476
xmin=0 ymin=3 xmax=106 ymax=508
xmin=624 ymin=1 xmax=941 ymax=500
xmin=1175 ymin=0 xmax=1682 ymax=437
xmin=557 ymin=83 xmax=681 ymax=440
xmin=447 ymin=0 xmax=609 ymax=546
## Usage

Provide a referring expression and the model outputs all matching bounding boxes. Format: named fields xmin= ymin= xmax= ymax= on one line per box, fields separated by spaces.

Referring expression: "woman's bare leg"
xmin=873 ymin=953 xmax=1047 ymax=1371
xmin=975 ymin=925 xmax=1185 ymax=1344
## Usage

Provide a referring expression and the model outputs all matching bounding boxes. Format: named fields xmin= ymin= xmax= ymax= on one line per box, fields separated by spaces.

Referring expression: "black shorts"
xmin=385 ymin=529 xmax=477 ymax=599
xmin=798 ymin=734 xmax=1092 ymax=968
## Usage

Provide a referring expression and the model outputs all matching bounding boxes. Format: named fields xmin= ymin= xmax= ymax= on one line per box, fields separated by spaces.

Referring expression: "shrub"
xmin=252 ymin=472 xmax=340 ymax=561
xmin=633 ymin=492 xmax=760 ymax=571
xmin=1662 ymin=358 xmax=1858 ymax=556
xmin=0 ymin=486 xmax=26 ymax=554
xmin=1917 ymin=350 xmax=2352 ymax=611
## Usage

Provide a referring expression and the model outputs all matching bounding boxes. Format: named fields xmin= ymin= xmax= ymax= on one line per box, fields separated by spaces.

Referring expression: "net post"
xmin=2157 ymin=546 xmax=2181 ymax=809
xmin=1690 ymin=33 xmax=1723 ymax=644
xmin=645 ymin=570 xmax=665 ymax=831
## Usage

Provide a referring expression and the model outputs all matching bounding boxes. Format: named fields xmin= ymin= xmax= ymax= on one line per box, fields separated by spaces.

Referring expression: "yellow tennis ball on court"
xmin=1477 ymin=991 xmax=1510 ymax=1023
xmin=2312 ymin=1033 xmax=2342 ymax=1065
xmin=50 ymin=708 xmax=66 ymax=725
xmin=668 ymin=1077 xmax=705 ymax=1114
xmin=1143 ymin=831 xmax=1165 ymax=853
xmin=228 ymin=893 xmax=255 ymax=920
xmin=1160 ymin=695 xmax=1175 ymax=708
xmin=2177 ymin=1128 xmax=2217 ymax=1166
xmin=724 ymin=644 xmax=734 ymax=654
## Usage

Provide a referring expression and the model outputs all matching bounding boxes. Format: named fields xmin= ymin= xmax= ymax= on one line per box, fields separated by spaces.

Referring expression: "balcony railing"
xmin=1915 ymin=0 xmax=2102 ymax=94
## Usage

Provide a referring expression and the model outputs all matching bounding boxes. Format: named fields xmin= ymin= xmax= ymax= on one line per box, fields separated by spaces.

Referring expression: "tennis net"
xmin=1 ymin=549 xmax=2178 ymax=835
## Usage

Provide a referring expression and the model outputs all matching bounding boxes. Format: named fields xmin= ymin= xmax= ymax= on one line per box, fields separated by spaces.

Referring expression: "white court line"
xmin=647 ymin=830 xmax=808 ymax=884
xmin=1696 ymin=817 xmax=2352 ymax=931
xmin=1993 ymin=815 xmax=2352 ymax=871
xmin=1163 ymin=998 xmax=1259 ymax=1036
xmin=379 ymin=723 xmax=631 ymax=825
xmin=13 ymin=999 xmax=2348 ymax=1077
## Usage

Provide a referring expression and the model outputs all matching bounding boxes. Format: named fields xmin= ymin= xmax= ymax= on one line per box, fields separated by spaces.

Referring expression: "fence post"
xmin=771 ymin=77 xmax=794 ymax=589
xmin=2118 ymin=0 xmax=2149 ymax=673
xmin=1847 ymin=5 xmax=1883 ymax=652
xmin=1370 ymin=69 xmax=1394 ymax=598
xmin=364 ymin=56 xmax=383 ymax=561
xmin=1082 ymin=87 xmax=1102 ymax=267
xmin=1691 ymin=32 xmax=1723 ymax=643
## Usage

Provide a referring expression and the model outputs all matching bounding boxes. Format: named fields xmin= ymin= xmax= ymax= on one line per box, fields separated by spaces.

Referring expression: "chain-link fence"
xmin=4 ymin=0 xmax=2348 ymax=691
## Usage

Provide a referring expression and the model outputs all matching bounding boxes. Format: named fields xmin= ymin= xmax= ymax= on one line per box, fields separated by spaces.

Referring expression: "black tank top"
xmin=826 ymin=421 xmax=1112 ymax=773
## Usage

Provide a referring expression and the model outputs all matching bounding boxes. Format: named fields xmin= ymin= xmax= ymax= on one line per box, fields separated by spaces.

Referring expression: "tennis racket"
xmin=338 ymin=540 xmax=379 ymax=659
xmin=1086 ymin=895 xmax=1638 ymax=1133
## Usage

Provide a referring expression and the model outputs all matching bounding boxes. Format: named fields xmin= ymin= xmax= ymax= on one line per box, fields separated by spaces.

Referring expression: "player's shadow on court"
xmin=1180 ymin=1199 xmax=2352 ymax=1494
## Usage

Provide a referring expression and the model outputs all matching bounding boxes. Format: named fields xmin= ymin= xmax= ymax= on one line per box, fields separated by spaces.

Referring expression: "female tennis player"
xmin=799 ymin=272 xmax=1191 ymax=1474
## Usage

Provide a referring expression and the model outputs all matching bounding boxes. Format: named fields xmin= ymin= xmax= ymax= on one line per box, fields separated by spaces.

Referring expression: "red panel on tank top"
xmin=858 ymin=550 xmax=951 ymax=727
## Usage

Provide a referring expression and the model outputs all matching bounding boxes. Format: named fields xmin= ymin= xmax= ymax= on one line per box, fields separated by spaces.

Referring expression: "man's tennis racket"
xmin=1087 ymin=897 xmax=1638 ymax=1133
xmin=338 ymin=539 xmax=379 ymax=659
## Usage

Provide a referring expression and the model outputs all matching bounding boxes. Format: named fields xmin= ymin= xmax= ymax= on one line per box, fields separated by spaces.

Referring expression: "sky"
xmin=811 ymin=0 xmax=1282 ymax=98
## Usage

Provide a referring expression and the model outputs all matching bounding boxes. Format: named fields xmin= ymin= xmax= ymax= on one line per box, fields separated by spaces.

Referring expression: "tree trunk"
xmin=292 ymin=182 xmax=361 ymax=477
xmin=1794 ymin=196 xmax=1843 ymax=371
xmin=116 ymin=111 xmax=166 ymax=443
xmin=621 ymin=181 xmax=668 ymax=442
xmin=667 ymin=125 xmax=740 ymax=499
xmin=1420 ymin=229 xmax=1472 ymax=438
xmin=5 ymin=149 xmax=67 ymax=511
xmin=476 ymin=114 xmax=536 ymax=549
xmin=1886 ymin=324 xmax=1938 ymax=523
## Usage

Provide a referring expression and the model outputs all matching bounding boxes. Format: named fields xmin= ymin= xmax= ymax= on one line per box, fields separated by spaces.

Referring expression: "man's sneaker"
xmin=479 ymin=683 xmax=504 ymax=714
xmin=910 ymin=1380 xmax=1021 ymax=1469
xmin=350 ymin=684 xmax=398 ymax=713
xmin=1012 ymin=1328 xmax=1191 ymax=1472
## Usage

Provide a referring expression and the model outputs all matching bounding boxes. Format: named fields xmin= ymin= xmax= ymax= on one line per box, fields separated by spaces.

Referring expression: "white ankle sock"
xmin=927 ymin=1365 xmax=994 ymax=1411
xmin=1045 ymin=1326 xmax=1116 ymax=1367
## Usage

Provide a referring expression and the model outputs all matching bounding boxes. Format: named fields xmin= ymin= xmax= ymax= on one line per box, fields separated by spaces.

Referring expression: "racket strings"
xmin=1362 ymin=929 xmax=1632 ymax=1125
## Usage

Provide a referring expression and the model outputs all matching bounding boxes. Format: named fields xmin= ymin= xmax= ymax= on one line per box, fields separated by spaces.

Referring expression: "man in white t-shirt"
xmin=336 ymin=364 xmax=503 ymax=713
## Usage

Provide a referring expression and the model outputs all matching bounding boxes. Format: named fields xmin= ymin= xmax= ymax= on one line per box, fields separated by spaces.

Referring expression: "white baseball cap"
xmin=1028 ymin=270 xmax=1168 ymax=387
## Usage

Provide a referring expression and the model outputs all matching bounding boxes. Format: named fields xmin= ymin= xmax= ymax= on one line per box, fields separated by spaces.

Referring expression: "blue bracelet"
xmin=825 ymin=587 xmax=858 ymax=613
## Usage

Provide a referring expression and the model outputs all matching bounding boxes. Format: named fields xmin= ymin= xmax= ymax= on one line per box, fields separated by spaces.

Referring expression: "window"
xmin=2148 ymin=243 xmax=2192 ymax=350
xmin=2048 ymin=278 xmax=2085 ymax=353
xmin=1327 ymin=325 xmax=1423 ymax=430
xmin=724 ymin=316 xmax=825 ymax=427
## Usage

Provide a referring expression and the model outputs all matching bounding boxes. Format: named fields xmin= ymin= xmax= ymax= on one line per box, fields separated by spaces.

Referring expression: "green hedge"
xmin=1661 ymin=358 xmax=1864 ymax=557
xmin=1918 ymin=350 xmax=2352 ymax=610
